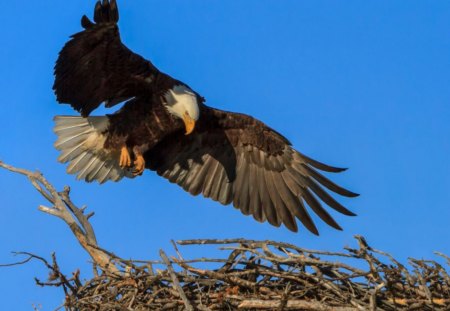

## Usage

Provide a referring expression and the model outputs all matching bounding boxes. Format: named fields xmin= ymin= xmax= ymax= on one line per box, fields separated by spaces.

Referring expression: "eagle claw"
xmin=133 ymin=155 xmax=145 ymax=176
xmin=119 ymin=146 xmax=132 ymax=168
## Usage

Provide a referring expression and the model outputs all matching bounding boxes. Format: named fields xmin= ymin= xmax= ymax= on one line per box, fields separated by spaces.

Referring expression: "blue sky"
xmin=0 ymin=0 xmax=449 ymax=309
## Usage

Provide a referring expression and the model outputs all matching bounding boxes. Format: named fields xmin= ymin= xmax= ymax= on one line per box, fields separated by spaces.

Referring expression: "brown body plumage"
xmin=53 ymin=0 xmax=358 ymax=234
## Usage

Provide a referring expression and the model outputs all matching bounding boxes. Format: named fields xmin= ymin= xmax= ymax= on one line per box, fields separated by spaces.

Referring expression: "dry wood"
xmin=160 ymin=249 xmax=194 ymax=311
xmin=1 ymin=161 xmax=450 ymax=310
xmin=0 ymin=160 xmax=119 ymax=275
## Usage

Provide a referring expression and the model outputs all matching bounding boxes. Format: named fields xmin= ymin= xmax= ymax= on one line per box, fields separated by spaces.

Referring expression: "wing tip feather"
xmin=309 ymin=226 xmax=320 ymax=236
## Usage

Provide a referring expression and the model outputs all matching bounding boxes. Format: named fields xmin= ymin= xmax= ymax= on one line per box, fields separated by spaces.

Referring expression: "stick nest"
xmin=1 ymin=162 xmax=449 ymax=310
xmin=27 ymin=237 xmax=450 ymax=311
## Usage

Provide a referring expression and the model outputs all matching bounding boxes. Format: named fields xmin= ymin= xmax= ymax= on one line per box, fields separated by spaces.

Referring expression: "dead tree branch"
xmin=12 ymin=237 xmax=446 ymax=310
xmin=1 ymin=160 xmax=450 ymax=310
xmin=0 ymin=160 xmax=119 ymax=274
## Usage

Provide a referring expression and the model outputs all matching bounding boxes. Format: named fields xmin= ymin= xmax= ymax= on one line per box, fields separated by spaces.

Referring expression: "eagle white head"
xmin=163 ymin=84 xmax=200 ymax=135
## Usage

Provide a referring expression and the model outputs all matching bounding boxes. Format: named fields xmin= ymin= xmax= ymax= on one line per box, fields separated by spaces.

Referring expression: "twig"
xmin=0 ymin=253 xmax=34 ymax=267
xmin=2 ymin=160 xmax=450 ymax=310
xmin=160 ymin=249 xmax=194 ymax=311
xmin=0 ymin=160 xmax=119 ymax=274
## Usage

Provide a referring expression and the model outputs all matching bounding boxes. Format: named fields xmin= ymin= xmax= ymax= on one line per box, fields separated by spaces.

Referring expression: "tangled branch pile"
xmin=1 ymin=162 xmax=449 ymax=310
xmin=24 ymin=237 xmax=448 ymax=311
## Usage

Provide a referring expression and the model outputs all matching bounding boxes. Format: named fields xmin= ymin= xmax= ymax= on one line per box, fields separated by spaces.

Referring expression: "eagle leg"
xmin=132 ymin=145 xmax=147 ymax=176
xmin=133 ymin=154 xmax=145 ymax=176
xmin=119 ymin=146 xmax=132 ymax=168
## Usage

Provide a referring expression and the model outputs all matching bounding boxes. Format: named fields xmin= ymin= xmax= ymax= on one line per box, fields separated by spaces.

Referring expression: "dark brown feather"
xmin=270 ymin=172 xmax=299 ymax=230
xmin=191 ymin=158 xmax=210 ymax=195
xmin=302 ymin=164 xmax=359 ymax=197
xmin=55 ymin=1 xmax=357 ymax=234
xmin=302 ymin=189 xmax=342 ymax=231
xmin=144 ymin=105 xmax=357 ymax=233
xmin=257 ymin=167 xmax=278 ymax=227
xmin=262 ymin=170 xmax=282 ymax=227
xmin=248 ymin=163 xmax=264 ymax=222
xmin=305 ymin=178 xmax=356 ymax=216
xmin=297 ymin=152 xmax=347 ymax=173
xmin=53 ymin=0 xmax=182 ymax=116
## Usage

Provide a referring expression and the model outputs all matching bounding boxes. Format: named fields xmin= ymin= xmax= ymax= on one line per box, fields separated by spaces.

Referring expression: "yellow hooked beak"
xmin=183 ymin=112 xmax=196 ymax=135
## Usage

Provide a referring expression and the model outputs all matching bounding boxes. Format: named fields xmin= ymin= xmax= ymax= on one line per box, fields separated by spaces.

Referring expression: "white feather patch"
xmin=163 ymin=84 xmax=199 ymax=121
xmin=53 ymin=116 xmax=134 ymax=183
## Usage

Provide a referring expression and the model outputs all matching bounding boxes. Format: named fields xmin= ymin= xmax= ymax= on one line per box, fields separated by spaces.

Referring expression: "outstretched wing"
xmin=53 ymin=0 xmax=159 ymax=116
xmin=146 ymin=107 xmax=358 ymax=234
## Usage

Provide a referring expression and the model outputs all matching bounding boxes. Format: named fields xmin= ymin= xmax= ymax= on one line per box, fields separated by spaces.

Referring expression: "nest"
xmin=25 ymin=236 xmax=449 ymax=311
xmin=1 ymin=162 xmax=449 ymax=310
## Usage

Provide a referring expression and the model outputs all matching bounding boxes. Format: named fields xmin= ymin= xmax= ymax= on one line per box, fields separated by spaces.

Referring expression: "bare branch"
xmin=1 ymin=160 xmax=450 ymax=310
xmin=0 ymin=253 xmax=34 ymax=267
xmin=0 ymin=160 xmax=119 ymax=274
xmin=160 ymin=249 xmax=194 ymax=311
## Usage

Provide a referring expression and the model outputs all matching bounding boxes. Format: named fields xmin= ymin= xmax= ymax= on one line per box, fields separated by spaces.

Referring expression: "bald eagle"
xmin=53 ymin=0 xmax=358 ymax=234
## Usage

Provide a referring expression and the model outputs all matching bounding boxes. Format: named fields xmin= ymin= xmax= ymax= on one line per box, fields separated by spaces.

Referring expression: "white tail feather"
xmin=53 ymin=116 xmax=134 ymax=183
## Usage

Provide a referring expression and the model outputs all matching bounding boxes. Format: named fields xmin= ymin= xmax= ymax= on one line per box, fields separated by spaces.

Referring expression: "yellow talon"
xmin=119 ymin=146 xmax=131 ymax=168
xmin=133 ymin=155 xmax=145 ymax=176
